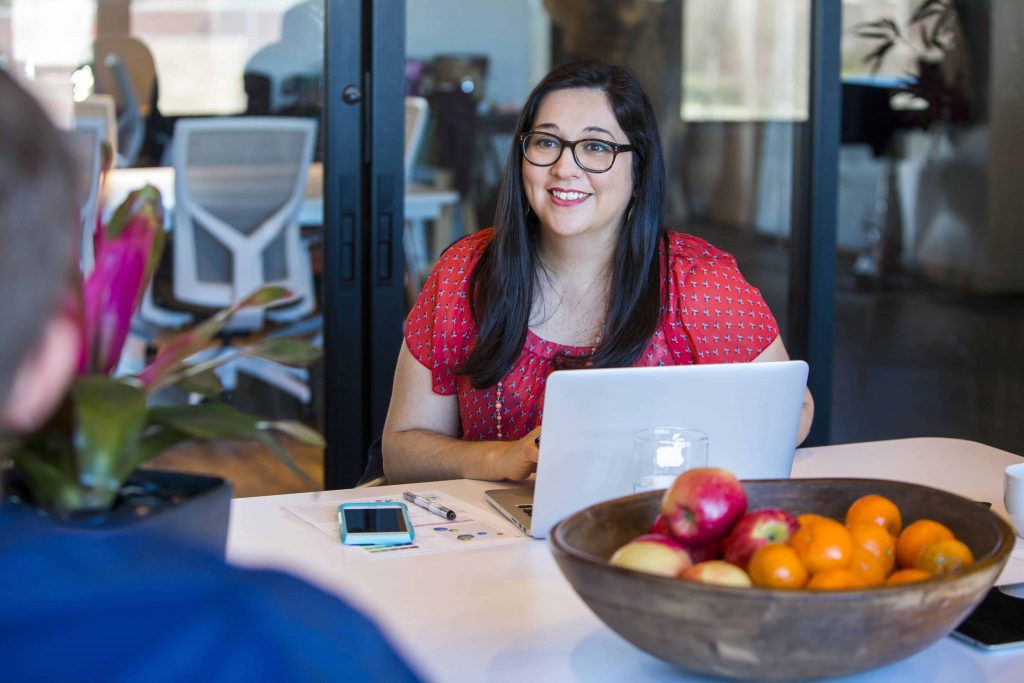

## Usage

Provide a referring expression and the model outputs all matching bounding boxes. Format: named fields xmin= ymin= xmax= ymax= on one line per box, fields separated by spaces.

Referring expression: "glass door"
xmin=400 ymin=0 xmax=839 ymax=444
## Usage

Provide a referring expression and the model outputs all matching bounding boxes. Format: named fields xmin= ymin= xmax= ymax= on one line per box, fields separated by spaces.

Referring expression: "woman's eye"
xmin=536 ymin=136 xmax=559 ymax=149
xmin=583 ymin=141 xmax=613 ymax=154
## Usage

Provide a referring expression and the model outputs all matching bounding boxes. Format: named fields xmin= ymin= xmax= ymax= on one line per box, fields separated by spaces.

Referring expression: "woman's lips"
xmin=548 ymin=188 xmax=591 ymax=207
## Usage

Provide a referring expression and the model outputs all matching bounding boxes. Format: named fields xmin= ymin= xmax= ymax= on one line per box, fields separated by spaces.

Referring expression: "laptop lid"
xmin=523 ymin=360 xmax=808 ymax=539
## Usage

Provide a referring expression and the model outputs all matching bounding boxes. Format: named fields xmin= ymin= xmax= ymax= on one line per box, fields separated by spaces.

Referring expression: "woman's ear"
xmin=1 ymin=312 xmax=80 ymax=433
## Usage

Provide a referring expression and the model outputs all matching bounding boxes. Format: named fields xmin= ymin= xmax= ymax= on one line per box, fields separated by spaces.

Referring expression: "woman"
xmin=383 ymin=59 xmax=813 ymax=484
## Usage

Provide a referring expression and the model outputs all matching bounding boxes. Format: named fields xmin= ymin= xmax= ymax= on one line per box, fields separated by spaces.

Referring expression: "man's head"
xmin=0 ymin=71 xmax=81 ymax=435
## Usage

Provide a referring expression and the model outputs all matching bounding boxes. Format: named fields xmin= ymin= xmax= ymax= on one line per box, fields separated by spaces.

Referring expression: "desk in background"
xmin=227 ymin=438 xmax=1024 ymax=683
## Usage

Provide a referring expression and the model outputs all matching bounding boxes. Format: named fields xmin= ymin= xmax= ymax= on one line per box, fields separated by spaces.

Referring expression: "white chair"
xmin=404 ymin=96 xmax=429 ymax=182
xmin=159 ymin=116 xmax=320 ymax=403
xmin=97 ymin=53 xmax=145 ymax=167
xmin=68 ymin=119 xmax=104 ymax=274
xmin=403 ymin=96 xmax=431 ymax=303
xmin=74 ymin=94 xmax=118 ymax=162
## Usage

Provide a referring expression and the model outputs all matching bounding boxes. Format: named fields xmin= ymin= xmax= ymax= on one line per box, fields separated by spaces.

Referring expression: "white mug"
xmin=1003 ymin=463 xmax=1024 ymax=539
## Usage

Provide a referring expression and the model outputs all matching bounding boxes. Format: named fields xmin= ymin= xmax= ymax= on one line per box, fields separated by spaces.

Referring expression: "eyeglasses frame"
xmin=518 ymin=131 xmax=635 ymax=174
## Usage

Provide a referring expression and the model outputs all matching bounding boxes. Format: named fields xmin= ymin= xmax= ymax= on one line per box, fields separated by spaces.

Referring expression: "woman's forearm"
xmin=382 ymin=428 xmax=505 ymax=485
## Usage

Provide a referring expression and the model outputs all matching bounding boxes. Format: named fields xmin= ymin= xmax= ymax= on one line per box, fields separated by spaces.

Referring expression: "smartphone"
xmin=951 ymin=584 xmax=1024 ymax=651
xmin=338 ymin=502 xmax=415 ymax=546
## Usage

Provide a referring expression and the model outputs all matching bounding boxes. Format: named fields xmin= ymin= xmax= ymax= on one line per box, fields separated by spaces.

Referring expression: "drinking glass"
xmin=633 ymin=426 xmax=709 ymax=493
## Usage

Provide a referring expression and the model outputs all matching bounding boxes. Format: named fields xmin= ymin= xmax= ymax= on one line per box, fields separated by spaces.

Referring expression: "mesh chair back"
xmin=101 ymin=54 xmax=144 ymax=166
xmin=172 ymin=116 xmax=317 ymax=331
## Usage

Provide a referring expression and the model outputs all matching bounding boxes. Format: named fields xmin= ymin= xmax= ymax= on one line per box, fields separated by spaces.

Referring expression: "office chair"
xmin=152 ymin=116 xmax=320 ymax=403
xmin=67 ymin=119 xmax=105 ymax=275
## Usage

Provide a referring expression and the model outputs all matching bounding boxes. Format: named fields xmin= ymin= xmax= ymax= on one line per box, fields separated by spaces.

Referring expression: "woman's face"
xmin=521 ymin=87 xmax=634 ymax=247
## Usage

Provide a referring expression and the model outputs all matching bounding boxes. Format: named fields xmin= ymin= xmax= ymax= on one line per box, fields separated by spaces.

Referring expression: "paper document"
xmin=284 ymin=490 xmax=524 ymax=558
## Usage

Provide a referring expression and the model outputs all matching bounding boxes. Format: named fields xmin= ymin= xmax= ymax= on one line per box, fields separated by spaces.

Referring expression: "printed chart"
xmin=284 ymin=490 xmax=525 ymax=558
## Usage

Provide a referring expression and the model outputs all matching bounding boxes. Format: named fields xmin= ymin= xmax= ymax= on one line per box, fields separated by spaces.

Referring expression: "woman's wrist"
xmin=476 ymin=440 xmax=509 ymax=481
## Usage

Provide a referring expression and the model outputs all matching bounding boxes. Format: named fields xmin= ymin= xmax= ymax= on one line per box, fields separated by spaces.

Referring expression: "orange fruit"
xmin=846 ymin=547 xmax=887 ymax=587
xmin=797 ymin=513 xmax=828 ymax=527
xmin=789 ymin=517 xmax=854 ymax=574
xmin=886 ymin=568 xmax=932 ymax=586
xmin=845 ymin=494 xmax=903 ymax=536
xmin=748 ymin=544 xmax=809 ymax=589
xmin=914 ymin=538 xmax=975 ymax=575
xmin=807 ymin=568 xmax=867 ymax=591
xmin=896 ymin=519 xmax=954 ymax=569
xmin=848 ymin=522 xmax=896 ymax=575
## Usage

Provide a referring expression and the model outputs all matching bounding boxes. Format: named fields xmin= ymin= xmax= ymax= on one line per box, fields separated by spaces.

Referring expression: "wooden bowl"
xmin=550 ymin=478 xmax=1014 ymax=681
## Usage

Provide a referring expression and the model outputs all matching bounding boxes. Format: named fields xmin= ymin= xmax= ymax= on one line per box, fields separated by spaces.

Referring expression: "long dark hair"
xmin=459 ymin=59 xmax=668 ymax=389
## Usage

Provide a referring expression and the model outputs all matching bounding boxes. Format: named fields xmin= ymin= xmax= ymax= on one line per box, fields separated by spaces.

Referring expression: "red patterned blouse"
xmin=404 ymin=229 xmax=779 ymax=441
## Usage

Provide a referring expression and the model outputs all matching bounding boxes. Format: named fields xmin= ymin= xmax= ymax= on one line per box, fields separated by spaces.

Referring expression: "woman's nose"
xmin=550 ymin=145 xmax=582 ymax=178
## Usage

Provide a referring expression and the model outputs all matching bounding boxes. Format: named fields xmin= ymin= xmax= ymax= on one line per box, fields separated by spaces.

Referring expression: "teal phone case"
xmin=338 ymin=501 xmax=415 ymax=545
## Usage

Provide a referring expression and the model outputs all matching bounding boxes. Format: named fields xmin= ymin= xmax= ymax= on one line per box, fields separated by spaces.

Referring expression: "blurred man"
xmin=0 ymin=70 xmax=421 ymax=682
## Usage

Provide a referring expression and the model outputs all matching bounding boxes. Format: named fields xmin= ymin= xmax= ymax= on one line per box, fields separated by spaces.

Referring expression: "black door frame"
xmin=789 ymin=0 xmax=841 ymax=446
xmin=322 ymin=0 xmax=406 ymax=489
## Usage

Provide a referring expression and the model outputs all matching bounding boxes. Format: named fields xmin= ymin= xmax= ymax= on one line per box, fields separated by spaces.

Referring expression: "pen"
xmin=403 ymin=491 xmax=457 ymax=521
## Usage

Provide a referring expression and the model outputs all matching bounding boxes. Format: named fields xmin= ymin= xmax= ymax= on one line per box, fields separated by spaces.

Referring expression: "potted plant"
xmin=5 ymin=185 xmax=322 ymax=556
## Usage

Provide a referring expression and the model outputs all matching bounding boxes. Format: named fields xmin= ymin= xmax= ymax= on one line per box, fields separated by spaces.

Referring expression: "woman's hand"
xmin=490 ymin=426 xmax=542 ymax=481
xmin=753 ymin=336 xmax=815 ymax=445
xmin=383 ymin=343 xmax=544 ymax=483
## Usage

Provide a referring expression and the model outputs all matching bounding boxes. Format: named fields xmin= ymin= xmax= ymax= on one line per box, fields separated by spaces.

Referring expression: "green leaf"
xmin=71 ymin=376 xmax=148 ymax=501
xmin=244 ymin=337 xmax=321 ymax=367
xmin=174 ymin=368 xmax=225 ymax=396
xmin=8 ymin=445 xmax=84 ymax=512
xmin=147 ymin=403 xmax=317 ymax=489
xmin=148 ymin=403 xmax=265 ymax=440
xmin=124 ymin=425 xmax=194 ymax=474
xmin=257 ymin=419 xmax=325 ymax=447
xmin=137 ymin=285 xmax=295 ymax=391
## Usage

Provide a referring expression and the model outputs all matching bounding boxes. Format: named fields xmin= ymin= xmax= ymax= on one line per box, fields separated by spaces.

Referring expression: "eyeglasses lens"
xmin=522 ymin=133 xmax=615 ymax=173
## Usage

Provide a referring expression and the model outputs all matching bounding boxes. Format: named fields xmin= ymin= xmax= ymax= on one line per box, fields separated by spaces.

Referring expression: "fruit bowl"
xmin=549 ymin=478 xmax=1014 ymax=681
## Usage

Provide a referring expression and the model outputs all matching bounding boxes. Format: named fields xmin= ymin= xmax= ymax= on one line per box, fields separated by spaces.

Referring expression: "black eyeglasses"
xmin=519 ymin=131 xmax=634 ymax=173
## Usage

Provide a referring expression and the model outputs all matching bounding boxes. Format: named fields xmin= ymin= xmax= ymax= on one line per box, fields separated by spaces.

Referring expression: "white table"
xmin=228 ymin=438 xmax=1024 ymax=683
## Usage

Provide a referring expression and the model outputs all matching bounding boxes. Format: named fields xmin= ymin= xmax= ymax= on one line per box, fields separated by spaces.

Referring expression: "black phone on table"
xmin=951 ymin=584 xmax=1024 ymax=651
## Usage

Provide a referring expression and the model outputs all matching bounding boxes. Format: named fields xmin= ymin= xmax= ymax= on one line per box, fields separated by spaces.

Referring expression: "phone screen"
xmin=342 ymin=507 xmax=409 ymax=533
xmin=952 ymin=585 xmax=1024 ymax=650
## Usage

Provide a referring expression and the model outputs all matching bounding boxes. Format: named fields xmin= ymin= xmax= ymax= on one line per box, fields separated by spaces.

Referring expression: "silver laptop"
xmin=485 ymin=360 xmax=808 ymax=538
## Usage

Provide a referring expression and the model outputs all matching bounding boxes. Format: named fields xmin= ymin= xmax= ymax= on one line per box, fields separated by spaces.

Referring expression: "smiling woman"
xmin=381 ymin=59 xmax=814 ymax=485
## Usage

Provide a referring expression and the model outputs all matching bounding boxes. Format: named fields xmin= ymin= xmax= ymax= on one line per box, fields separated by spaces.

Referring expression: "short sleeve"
xmin=403 ymin=230 xmax=492 ymax=394
xmin=666 ymin=233 xmax=779 ymax=363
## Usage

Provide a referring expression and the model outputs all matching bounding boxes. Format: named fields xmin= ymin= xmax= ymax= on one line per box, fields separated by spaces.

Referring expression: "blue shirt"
xmin=0 ymin=506 xmax=423 ymax=682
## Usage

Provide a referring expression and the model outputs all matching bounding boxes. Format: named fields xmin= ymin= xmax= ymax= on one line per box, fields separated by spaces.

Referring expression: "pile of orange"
xmin=748 ymin=494 xmax=975 ymax=591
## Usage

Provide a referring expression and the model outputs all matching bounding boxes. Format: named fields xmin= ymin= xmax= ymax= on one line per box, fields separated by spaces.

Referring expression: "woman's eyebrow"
xmin=533 ymin=122 xmax=617 ymax=139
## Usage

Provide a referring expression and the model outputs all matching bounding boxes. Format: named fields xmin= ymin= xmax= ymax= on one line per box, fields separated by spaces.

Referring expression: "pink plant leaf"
xmin=79 ymin=185 xmax=165 ymax=375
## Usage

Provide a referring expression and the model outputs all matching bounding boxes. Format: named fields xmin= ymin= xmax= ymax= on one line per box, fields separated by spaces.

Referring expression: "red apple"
xmin=651 ymin=512 xmax=719 ymax=562
xmin=609 ymin=533 xmax=694 ymax=577
xmin=661 ymin=467 xmax=748 ymax=546
xmin=680 ymin=560 xmax=753 ymax=588
xmin=649 ymin=512 xmax=670 ymax=536
xmin=683 ymin=541 xmax=719 ymax=564
xmin=721 ymin=508 xmax=800 ymax=570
